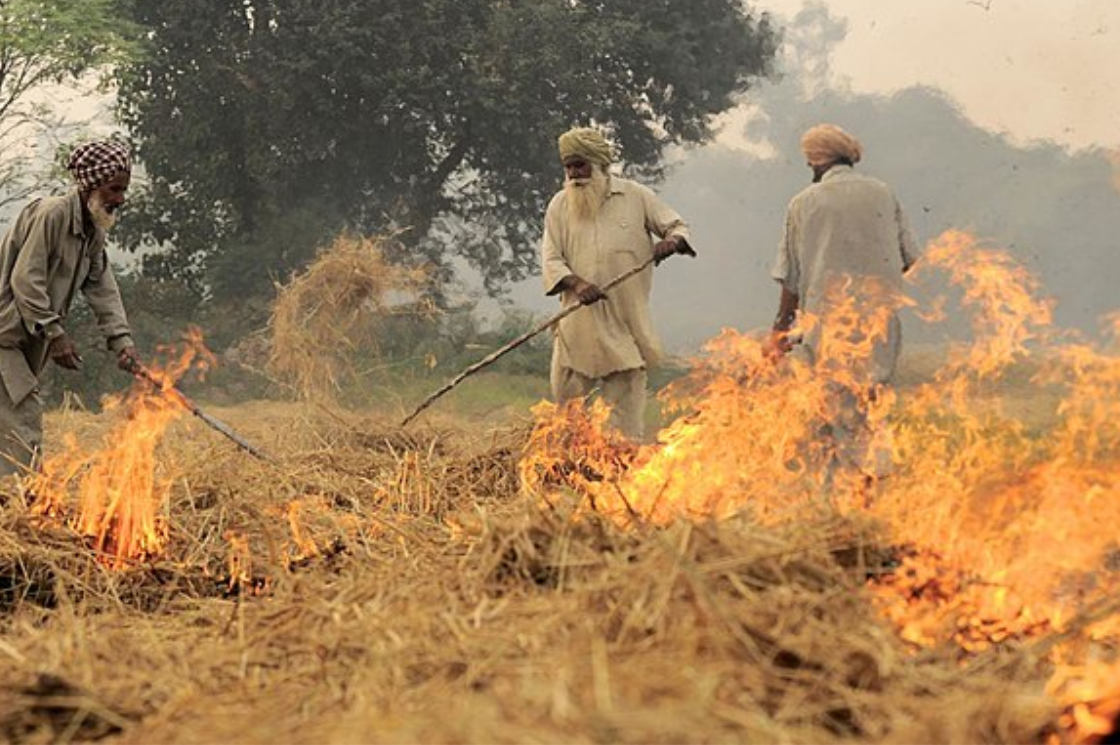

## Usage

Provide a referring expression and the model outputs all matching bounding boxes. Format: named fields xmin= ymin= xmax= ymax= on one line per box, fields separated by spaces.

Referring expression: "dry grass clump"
xmin=0 ymin=402 xmax=1079 ymax=744
xmin=466 ymin=503 xmax=1056 ymax=744
xmin=268 ymin=232 xmax=433 ymax=402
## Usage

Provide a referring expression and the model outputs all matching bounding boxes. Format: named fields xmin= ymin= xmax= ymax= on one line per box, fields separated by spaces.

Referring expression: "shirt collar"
xmin=65 ymin=187 xmax=88 ymax=238
xmin=821 ymin=164 xmax=854 ymax=182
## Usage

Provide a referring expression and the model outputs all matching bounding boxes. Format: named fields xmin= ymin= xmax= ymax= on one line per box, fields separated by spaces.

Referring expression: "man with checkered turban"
xmin=767 ymin=123 xmax=922 ymax=490
xmin=540 ymin=126 xmax=695 ymax=441
xmin=0 ymin=139 xmax=142 ymax=476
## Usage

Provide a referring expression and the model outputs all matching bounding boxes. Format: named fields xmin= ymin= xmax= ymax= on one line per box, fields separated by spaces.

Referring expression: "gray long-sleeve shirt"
xmin=0 ymin=188 xmax=133 ymax=404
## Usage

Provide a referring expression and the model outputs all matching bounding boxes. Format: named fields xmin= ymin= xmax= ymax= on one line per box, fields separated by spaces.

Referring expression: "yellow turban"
xmin=557 ymin=127 xmax=613 ymax=166
xmin=801 ymin=124 xmax=862 ymax=167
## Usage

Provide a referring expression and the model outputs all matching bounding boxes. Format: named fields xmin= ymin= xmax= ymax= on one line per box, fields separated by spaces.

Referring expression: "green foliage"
xmin=114 ymin=0 xmax=778 ymax=309
xmin=0 ymin=0 xmax=138 ymax=80
xmin=38 ymin=269 xmax=280 ymax=411
xmin=38 ymin=270 xmax=192 ymax=409
xmin=49 ymin=271 xmax=692 ymax=428
xmin=0 ymin=0 xmax=142 ymax=208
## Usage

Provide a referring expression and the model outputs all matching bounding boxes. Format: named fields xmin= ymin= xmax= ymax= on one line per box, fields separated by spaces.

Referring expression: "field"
xmin=0 ymin=344 xmax=1114 ymax=745
xmin=2 ymin=230 xmax=1119 ymax=745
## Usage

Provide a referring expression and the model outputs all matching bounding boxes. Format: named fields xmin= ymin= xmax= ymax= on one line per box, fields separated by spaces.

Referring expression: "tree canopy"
xmin=0 ymin=0 xmax=139 ymax=208
xmin=116 ymin=0 xmax=778 ymax=311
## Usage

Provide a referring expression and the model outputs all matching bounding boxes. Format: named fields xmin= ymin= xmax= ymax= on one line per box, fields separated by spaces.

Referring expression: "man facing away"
xmin=540 ymin=127 xmax=694 ymax=441
xmin=767 ymin=123 xmax=921 ymax=481
xmin=0 ymin=140 xmax=142 ymax=476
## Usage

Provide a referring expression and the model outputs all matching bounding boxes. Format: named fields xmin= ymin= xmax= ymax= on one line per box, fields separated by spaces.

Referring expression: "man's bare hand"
xmin=48 ymin=333 xmax=82 ymax=370
xmin=653 ymin=238 xmax=678 ymax=264
xmin=653 ymin=236 xmax=694 ymax=265
xmin=567 ymin=276 xmax=606 ymax=305
xmin=117 ymin=345 xmax=142 ymax=374
xmin=763 ymin=330 xmax=794 ymax=362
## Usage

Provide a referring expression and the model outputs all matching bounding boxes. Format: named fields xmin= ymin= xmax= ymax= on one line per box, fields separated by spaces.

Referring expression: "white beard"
xmin=565 ymin=168 xmax=610 ymax=222
xmin=87 ymin=190 xmax=117 ymax=232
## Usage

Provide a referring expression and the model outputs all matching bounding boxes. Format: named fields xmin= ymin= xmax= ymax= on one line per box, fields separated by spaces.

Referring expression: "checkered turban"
xmin=67 ymin=141 xmax=132 ymax=191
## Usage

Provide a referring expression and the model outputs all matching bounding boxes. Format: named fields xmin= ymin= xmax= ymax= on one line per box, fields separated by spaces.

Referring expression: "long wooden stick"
xmin=401 ymin=255 xmax=658 ymax=427
xmin=125 ymin=361 xmax=275 ymax=462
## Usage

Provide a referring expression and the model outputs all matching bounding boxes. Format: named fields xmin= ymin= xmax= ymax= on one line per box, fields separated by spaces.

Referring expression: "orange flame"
xmin=523 ymin=274 xmax=911 ymax=525
xmin=267 ymin=493 xmax=360 ymax=568
xmin=225 ymin=530 xmax=254 ymax=592
xmin=29 ymin=328 xmax=215 ymax=568
xmin=520 ymin=230 xmax=1120 ymax=742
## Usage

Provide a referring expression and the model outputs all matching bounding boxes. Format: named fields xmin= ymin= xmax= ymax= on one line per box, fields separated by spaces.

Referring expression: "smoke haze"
xmin=507 ymin=3 xmax=1120 ymax=354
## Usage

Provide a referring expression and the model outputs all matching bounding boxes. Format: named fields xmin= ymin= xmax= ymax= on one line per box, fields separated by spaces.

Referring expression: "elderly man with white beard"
xmin=540 ymin=126 xmax=694 ymax=441
xmin=0 ymin=140 xmax=142 ymax=476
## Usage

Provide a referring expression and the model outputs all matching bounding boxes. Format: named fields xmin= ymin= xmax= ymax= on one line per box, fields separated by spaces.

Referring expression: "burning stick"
xmin=124 ymin=360 xmax=274 ymax=462
xmin=401 ymin=255 xmax=661 ymax=427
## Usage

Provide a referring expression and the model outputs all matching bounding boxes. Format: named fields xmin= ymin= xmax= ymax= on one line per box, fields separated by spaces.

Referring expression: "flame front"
xmin=29 ymin=329 xmax=215 ymax=568
xmin=520 ymin=229 xmax=1120 ymax=742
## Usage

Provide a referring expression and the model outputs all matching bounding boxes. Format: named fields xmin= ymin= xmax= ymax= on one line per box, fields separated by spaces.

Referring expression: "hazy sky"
xmin=755 ymin=0 xmax=1119 ymax=152
xmin=503 ymin=0 xmax=1120 ymax=353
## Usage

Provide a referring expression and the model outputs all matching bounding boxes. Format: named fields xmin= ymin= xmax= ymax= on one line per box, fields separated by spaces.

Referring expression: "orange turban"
xmin=801 ymin=124 xmax=862 ymax=167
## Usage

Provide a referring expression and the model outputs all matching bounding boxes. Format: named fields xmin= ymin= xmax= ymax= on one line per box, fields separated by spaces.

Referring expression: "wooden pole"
xmin=126 ymin=362 xmax=275 ymax=462
xmin=400 ymin=255 xmax=658 ymax=427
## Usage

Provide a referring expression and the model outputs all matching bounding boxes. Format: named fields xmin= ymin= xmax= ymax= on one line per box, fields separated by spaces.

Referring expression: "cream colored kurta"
xmin=541 ymin=176 xmax=689 ymax=379
xmin=0 ymin=188 xmax=133 ymax=405
xmin=771 ymin=166 xmax=920 ymax=384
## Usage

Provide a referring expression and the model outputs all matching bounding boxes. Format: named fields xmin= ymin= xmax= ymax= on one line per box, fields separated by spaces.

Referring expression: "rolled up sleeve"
xmin=771 ymin=208 xmax=800 ymax=291
xmin=897 ymin=199 xmax=921 ymax=272
xmin=641 ymin=187 xmax=691 ymax=247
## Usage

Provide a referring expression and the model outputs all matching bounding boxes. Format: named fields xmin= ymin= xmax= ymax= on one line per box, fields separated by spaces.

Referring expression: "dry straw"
xmin=0 ymin=403 xmax=1080 ymax=744
xmin=268 ymin=232 xmax=432 ymax=403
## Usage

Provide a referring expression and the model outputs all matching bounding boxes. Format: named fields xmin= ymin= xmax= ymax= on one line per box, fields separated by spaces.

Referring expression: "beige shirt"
xmin=541 ymin=176 xmax=689 ymax=378
xmin=0 ymin=188 xmax=133 ymax=404
xmin=771 ymin=166 xmax=920 ymax=383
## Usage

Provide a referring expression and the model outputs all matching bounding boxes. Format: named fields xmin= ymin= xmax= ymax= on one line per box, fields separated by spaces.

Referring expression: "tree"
xmin=115 ymin=0 xmax=778 ymax=318
xmin=0 ymin=0 xmax=139 ymax=210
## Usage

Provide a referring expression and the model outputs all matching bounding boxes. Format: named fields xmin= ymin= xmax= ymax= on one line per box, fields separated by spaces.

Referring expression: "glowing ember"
xmin=287 ymin=499 xmax=321 ymax=561
xmin=264 ymin=493 xmax=361 ymax=568
xmin=28 ymin=329 xmax=215 ymax=568
xmin=224 ymin=530 xmax=254 ymax=592
xmin=519 ymin=399 xmax=638 ymax=514
xmin=519 ymin=230 xmax=1120 ymax=742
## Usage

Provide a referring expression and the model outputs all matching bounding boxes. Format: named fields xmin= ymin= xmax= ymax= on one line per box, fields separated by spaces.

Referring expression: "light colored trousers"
xmin=0 ymin=384 xmax=42 ymax=477
xmin=550 ymin=356 xmax=647 ymax=442
xmin=821 ymin=383 xmax=894 ymax=481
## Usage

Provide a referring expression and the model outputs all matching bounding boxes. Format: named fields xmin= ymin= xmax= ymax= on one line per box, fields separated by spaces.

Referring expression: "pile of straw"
xmin=0 ymin=402 xmax=1077 ymax=744
xmin=268 ymin=233 xmax=432 ymax=402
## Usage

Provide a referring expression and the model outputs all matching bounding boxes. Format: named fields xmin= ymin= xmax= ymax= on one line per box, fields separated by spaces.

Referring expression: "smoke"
xmin=646 ymin=4 xmax=1120 ymax=352
xmin=1107 ymin=149 xmax=1120 ymax=194
xmin=502 ymin=3 xmax=1120 ymax=356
